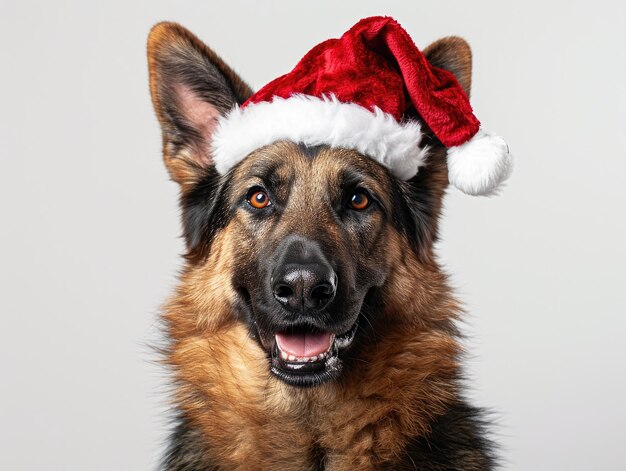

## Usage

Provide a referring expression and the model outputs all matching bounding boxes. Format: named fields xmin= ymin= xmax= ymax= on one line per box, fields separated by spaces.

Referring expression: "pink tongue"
xmin=275 ymin=331 xmax=333 ymax=357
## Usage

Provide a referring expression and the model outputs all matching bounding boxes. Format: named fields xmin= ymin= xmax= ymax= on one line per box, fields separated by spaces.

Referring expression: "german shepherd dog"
xmin=148 ymin=22 xmax=496 ymax=470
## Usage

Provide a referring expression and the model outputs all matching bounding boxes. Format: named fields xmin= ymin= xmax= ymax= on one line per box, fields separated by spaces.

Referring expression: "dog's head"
xmin=148 ymin=23 xmax=472 ymax=387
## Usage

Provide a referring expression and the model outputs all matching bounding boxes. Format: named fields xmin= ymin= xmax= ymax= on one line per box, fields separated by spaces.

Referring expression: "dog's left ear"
xmin=147 ymin=22 xmax=253 ymax=189
xmin=399 ymin=37 xmax=473 ymax=262
xmin=423 ymin=36 xmax=472 ymax=97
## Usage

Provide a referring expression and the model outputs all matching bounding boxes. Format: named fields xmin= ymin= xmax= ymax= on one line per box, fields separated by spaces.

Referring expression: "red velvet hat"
xmin=212 ymin=16 xmax=512 ymax=195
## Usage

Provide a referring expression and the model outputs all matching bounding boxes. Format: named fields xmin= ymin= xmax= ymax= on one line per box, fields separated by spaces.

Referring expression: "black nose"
xmin=271 ymin=237 xmax=337 ymax=312
xmin=273 ymin=264 xmax=336 ymax=312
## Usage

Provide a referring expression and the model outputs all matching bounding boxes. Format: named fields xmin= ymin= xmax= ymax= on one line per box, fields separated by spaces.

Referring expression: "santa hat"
xmin=212 ymin=16 xmax=512 ymax=196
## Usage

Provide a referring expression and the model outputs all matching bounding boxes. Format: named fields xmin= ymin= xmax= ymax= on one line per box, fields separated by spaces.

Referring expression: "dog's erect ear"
xmin=403 ymin=36 xmax=474 ymax=262
xmin=147 ymin=22 xmax=253 ymax=187
xmin=423 ymin=36 xmax=472 ymax=97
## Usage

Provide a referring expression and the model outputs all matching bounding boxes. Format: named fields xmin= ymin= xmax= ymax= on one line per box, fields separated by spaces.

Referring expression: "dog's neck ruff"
xmin=211 ymin=94 xmax=430 ymax=180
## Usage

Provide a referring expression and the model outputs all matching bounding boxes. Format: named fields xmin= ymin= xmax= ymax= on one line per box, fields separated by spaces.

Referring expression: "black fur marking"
xmin=310 ymin=441 xmax=326 ymax=471
xmin=297 ymin=142 xmax=325 ymax=159
xmin=389 ymin=174 xmax=439 ymax=262
xmin=181 ymin=167 xmax=232 ymax=261
xmin=400 ymin=402 xmax=497 ymax=470
xmin=161 ymin=416 xmax=217 ymax=471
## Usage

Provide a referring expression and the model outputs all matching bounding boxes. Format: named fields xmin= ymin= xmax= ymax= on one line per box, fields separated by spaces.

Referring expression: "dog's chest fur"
xmin=164 ymin=392 xmax=494 ymax=470
xmin=162 ymin=318 xmax=494 ymax=470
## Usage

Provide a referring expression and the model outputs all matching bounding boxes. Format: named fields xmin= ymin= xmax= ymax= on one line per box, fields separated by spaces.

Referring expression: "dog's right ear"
xmin=147 ymin=22 xmax=253 ymax=188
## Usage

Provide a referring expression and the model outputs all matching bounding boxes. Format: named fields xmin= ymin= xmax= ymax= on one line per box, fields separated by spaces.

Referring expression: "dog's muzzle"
xmin=265 ymin=235 xmax=358 ymax=386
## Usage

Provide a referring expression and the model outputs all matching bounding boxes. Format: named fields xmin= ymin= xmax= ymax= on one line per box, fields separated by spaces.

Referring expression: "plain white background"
xmin=1 ymin=1 xmax=625 ymax=469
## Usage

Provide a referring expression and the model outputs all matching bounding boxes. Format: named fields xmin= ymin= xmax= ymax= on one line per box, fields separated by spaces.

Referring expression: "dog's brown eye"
xmin=248 ymin=190 xmax=270 ymax=209
xmin=350 ymin=191 xmax=370 ymax=210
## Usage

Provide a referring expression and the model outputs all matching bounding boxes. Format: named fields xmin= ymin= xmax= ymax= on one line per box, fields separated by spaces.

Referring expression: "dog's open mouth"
xmin=276 ymin=330 xmax=335 ymax=363
xmin=270 ymin=322 xmax=358 ymax=387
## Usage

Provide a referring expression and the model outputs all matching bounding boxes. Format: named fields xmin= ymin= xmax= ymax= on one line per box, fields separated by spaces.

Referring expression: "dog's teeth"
xmin=280 ymin=351 xmax=329 ymax=362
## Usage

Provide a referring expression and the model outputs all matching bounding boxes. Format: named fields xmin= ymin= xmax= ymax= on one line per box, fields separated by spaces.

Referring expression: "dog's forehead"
xmin=231 ymin=141 xmax=390 ymax=194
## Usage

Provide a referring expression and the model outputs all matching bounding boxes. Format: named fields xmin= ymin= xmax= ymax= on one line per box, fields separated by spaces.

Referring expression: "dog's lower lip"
xmin=335 ymin=320 xmax=358 ymax=349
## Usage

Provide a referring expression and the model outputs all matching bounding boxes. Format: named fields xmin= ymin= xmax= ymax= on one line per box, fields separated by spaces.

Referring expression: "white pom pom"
xmin=447 ymin=129 xmax=513 ymax=196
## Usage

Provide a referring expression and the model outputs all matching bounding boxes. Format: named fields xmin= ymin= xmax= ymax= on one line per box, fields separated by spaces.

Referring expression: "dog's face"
xmin=148 ymin=23 xmax=471 ymax=387
xmin=210 ymin=143 xmax=404 ymax=385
